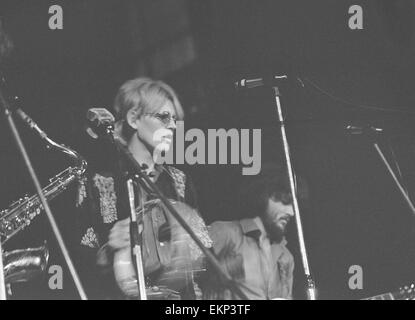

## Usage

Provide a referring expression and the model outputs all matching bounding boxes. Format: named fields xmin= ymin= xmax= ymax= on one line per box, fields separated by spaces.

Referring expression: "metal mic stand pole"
xmin=126 ymin=179 xmax=147 ymax=300
xmin=0 ymin=87 xmax=88 ymax=300
xmin=272 ymin=83 xmax=317 ymax=300
xmin=373 ymin=142 xmax=415 ymax=217
xmin=0 ymin=239 xmax=6 ymax=300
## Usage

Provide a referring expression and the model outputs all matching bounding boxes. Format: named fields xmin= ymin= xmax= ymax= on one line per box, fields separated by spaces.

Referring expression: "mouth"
xmin=277 ymin=217 xmax=290 ymax=227
xmin=161 ymin=136 xmax=172 ymax=144
xmin=162 ymin=130 xmax=173 ymax=141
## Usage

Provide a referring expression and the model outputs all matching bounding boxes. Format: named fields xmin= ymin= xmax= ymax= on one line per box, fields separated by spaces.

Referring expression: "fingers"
xmin=108 ymin=232 xmax=130 ymax=250
xmin=114 ymin=218 xmax=130 ymax=228
xmin=108 ymin=218 xmax=131 ymax=250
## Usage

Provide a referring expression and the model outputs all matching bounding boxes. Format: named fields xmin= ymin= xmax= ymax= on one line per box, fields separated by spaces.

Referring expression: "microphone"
xmin=346 ymin=124 xmax=384 ymax=135
xmin=234 ymin=75 xmax=288 ymax=89
xmin=86 ymin=108 xmax=115 ymax=139
xmin=15 ymin=107 xmax=48 ymax=141
xmin=0 ymin=85 xmax=49 ymax=142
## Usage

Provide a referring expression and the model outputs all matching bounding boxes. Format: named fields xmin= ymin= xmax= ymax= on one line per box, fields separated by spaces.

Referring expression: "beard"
xmin=262 ymin=218 xmax=287 ymax=243
xmin=152 ymin=141 xmax=173 ymax=165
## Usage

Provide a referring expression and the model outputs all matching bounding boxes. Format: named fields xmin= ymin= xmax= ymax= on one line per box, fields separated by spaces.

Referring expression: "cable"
xmin=387 ymin=138 xmax=408 ymax=194
xmin=302 ymin=77 xmax=415 ymax=116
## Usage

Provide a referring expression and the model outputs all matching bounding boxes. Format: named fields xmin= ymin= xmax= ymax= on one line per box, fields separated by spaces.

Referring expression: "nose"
xmin=287 ymin=205 xmax=295 ymax=217
xmin=167 ymin=119 xmax=177 ymax=130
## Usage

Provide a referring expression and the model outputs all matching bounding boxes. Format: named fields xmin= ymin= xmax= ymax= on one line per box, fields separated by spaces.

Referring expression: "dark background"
xmin=1 ymin=0 xmax=415 ymax=299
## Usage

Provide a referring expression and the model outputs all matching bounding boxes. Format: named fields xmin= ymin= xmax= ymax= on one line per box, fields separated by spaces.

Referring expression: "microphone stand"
xmin=0 ymin=83 xmax=88 ymax=300
xmin=372 ymin=138 xmax=415 ymax=217
xmin=110 ymin=138 xmax=248 ymax=300
xmin=272 ymin=82 xmax=317 ymax=300
xmin=126 ymin=179 xmax=147 ymax=300
xmin=0 ymin=238 xmax=6 ymax=300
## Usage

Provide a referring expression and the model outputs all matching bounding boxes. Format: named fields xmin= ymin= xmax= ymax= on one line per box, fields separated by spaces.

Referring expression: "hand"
xmin=108 ymin=218 xmax=130 ymax=251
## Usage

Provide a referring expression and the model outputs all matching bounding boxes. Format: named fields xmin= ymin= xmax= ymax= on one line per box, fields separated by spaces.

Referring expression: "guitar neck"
xmin=363 ymin=283 xmax=415 ymax=300
xmin=364 ymin=292 xmax=396 ymax=300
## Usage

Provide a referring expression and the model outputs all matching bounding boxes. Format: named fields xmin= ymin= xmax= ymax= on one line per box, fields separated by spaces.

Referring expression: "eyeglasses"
xmin=144 ymin=111 xmax=177 ymax=126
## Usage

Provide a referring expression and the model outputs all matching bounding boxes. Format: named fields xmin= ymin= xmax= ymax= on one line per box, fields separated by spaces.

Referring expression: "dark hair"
xmin=238 ymin=164 xmax=308 ymax=219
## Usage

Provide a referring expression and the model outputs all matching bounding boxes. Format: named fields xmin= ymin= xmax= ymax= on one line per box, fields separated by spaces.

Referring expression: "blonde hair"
xmin=113 ymin=77 xmax=184 ymax=143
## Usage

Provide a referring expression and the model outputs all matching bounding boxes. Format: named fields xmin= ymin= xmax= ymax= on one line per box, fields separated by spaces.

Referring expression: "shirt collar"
xmin=240 ymin=217 xmax=287 ymax=246
xmin=240 ymin=217 xmax=266 ymax=240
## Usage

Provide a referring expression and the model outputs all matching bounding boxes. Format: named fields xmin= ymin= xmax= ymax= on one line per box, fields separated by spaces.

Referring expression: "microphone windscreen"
xmin=85 ymin=108 xmax=115 ymax=139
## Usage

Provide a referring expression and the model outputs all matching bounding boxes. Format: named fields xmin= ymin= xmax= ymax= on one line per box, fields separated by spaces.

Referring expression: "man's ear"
xmin=126 ymin=108 xmax=139 ymax=129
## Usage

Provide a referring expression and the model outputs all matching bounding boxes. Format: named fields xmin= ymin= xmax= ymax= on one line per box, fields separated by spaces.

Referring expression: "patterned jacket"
xmin=75 ymin=160 xmax=212 ymax=299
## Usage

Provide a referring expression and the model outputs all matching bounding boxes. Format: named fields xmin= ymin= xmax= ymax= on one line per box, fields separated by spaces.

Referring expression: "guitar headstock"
xmin=397 ymin=283 xmax=415 ymax=300
xmin=365 ymin=282 xmax=415 ymax=300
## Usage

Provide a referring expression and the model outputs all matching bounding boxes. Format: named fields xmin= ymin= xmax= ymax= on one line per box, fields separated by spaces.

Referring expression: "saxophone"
xmin=0 ymin=135 xmax=87 ymax=244
xmin=0 ymin=77 xmax=87 ymax=289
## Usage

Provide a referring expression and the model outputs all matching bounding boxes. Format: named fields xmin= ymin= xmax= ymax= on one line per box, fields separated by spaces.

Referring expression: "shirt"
xmin=202 ymin=217 xmax=294 ymax=300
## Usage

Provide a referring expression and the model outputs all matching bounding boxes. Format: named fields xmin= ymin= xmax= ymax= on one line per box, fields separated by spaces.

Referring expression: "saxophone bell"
xmin=4 ymin=243 xmax=49 ymax=284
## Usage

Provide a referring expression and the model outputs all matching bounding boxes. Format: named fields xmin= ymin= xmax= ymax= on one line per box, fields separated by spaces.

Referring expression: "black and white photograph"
xmin=0 ymin=0 xmax=415 ymax=304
